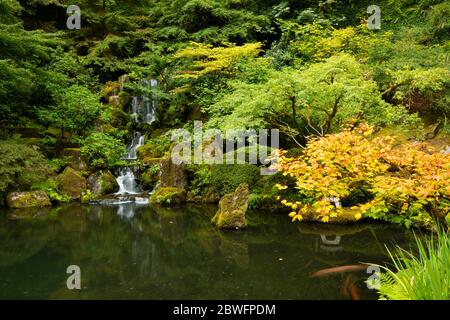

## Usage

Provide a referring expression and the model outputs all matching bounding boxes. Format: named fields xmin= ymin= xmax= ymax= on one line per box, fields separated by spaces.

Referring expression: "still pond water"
xmin=0 ymin=203 xmax=416 ymax=300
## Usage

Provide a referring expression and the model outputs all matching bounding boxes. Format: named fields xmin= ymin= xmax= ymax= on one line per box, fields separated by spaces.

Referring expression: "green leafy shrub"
xmin=32 ymin=179 xmax=70 ymax=204
xmin=187 ymin=164 xmax=212 ymax=196
xmin=137 ymin=134 xmax=172 ymax=160
xmin=80 ymin=132 xmax=126 ymax=169
xmin=0 ymin=139 xmax=53 ymax=192
xmin=210 ymin=164 xmax=260 ymax=196
xmin=37 ymin=85 xmax=101 ymax=139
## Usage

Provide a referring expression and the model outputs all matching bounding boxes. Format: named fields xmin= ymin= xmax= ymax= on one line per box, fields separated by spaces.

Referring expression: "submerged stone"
xmin=211 ymin=183 xmax=249 ymax=229
xmin=6 ymin=191 xmax=51 ymax=208
xmin=57 ymin=167 xmax=86 ymax=200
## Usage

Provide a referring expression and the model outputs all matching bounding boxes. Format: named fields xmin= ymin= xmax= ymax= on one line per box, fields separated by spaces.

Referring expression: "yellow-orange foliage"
xmin=277 ymin=124 xmax=450 ymax=227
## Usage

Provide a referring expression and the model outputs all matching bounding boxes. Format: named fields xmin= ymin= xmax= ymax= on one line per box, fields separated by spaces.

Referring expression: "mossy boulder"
xmin=6 ymin=191 xmax=51 ymax=208
xmin=61 ymin=148 xmax=88 ymax=171
xmin=102 ymin=81 xmax=121 ymax=99
xmin=141 ymin=167 xmax=160 ymax=191
xmin=87 ymin=170 xmax=119 ymax=196
xmin=211 ymin=183 xmax=249 ymax=229
xmin=150 ymin=187 xmax=186 ymax=205
xmin=56 ymin=167 xmax=86 ymax=200
xmin=159 ymin=157 xmax=187 ymax=189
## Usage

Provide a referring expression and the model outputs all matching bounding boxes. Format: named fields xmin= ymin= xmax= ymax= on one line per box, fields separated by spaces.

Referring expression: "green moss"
xmin=137 ymin=135 xmax=171 ymax=160
xmin=210 ymin=164 xmax=260 ymax=196
xmin=141 ymin=165 xmax=160 ymax=191
xmin=6 ymin=191 xmax=51 ymax=208
xmin=32 ymin=179 xmax=70 ymax=204
xmin=150 ymin=187 xmax=186 ymax=205
xmin=211 ymin=183 xmax=249 ymax=229
xmin=56 ymin=167 xmax=87 ymax=200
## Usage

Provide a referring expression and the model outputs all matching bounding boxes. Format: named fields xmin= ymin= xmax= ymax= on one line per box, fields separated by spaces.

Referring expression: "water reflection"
xmin=0 ymin=204 xmax=414 ymax=300
xmin=317 ymin=235 xmax=343 ymax=253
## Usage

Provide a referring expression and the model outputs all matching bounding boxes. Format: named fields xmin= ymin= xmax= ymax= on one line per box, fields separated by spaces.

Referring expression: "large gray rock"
xmin=159 ymin=157 xmax=187 ymax=189
xmin=57 ymin=167 xmax=86 ymax=200
xmin=6 ymin=191 xmax=51 ymax=208
xmin=87 ymin=170 xmax=119 ymax=196
xmin=211 ymin=183 xmax=249 ymax=229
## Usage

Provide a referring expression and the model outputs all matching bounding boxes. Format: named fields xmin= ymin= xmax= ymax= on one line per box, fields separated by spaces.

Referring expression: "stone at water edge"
xmin=211 ymin=183 xmax=249 ymax=230
xmin=6 ymin=191 xmax=51 ymax=208
xmin=159 ymin=157 xmax=187 ymax=189
xmin=87 ymin=170 xmax=119 ymax=196
xmin=150 ymin=187 xmax=186 ymax=205
xmin=56 ymin=166 xmax=87 ymax=200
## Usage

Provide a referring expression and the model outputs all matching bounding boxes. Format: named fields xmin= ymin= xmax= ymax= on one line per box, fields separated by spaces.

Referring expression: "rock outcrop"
xmin=87 ymin=170 xmax=119 ymax=196
xmin=211 ymin=183 xmax=249 ymax=229
xmin=159 ymin=157 xmax=187 ymax=189
xmin=57 ymin=167 xmax=86 ymax=200
xmin=6 ymin=191 xmax=51 ymax=208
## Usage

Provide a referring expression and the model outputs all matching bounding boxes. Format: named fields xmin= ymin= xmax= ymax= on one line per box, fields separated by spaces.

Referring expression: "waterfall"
xmin=116 ymin=168 xmax=140 ymax=195
xmin=131 ymin=97 xmax=139 ymax=122
xmin=113 ymin=77 xmax=158 ymax=203
xmin=130 ymin=79 xmax=157 ymax=124
xmin=142 ymin=79 xmax=157 ymax=124
xmin=124 ymin=132 xmax=145 ymax=160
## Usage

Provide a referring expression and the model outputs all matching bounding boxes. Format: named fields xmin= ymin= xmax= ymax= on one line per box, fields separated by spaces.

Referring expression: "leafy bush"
xmin=206 ymin=54 xmax=419 ymax=143
xmin=80 ymin=132 xmax=126 ymax=169
xmin=0 ymin=139 xmax=53 ymax=192
xmin=37 ymin=85 xmax=101 ymax=139
xmin=210 ymin=164 xmax=260 ymax=196
xmin=277 ymin=123 xmax=450 ymax=227
xmin=32 ymin=179 xmax=70 ymax=204
xmin=137 ymin=134 xmax=172 ymax=159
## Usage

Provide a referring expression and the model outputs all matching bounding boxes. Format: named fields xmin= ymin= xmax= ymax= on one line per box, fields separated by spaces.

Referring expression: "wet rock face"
xmin=6 ymin=191 xmax=51 ymax=208
xmin=57 ymin=167 xmax=87 ymax=200
xmin=87 ymin=170 xmax=119 ymax=196
xmin=159 ymin=157 xmax=187 ymax=189
xmin=211 ymin=183 xmax=249 ymax=230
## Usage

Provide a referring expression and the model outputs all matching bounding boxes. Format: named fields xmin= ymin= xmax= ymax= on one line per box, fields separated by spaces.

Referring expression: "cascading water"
xmin=143 ymin=79 xmax=158 ymax=124
xmin=116 ymin=167 xmax=140 ymax=195
xmin=114 ymin=78 xmax=158 ymax=203
xmin=130 ymin=79 xmax=158 ymax=124
xmin=124 ymin=132 xmax=145 ymax=160
xmin=131 ymin=97 xmax=139 ymax=122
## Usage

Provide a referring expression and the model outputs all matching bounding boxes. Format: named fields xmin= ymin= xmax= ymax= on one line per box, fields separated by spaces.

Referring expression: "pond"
xmin=0 ymin=203 xmax=416 ymax=300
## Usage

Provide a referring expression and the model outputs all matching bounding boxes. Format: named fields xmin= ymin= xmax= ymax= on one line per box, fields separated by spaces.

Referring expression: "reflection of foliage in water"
xmin=0 ymin=204 xmax=415 ymax=300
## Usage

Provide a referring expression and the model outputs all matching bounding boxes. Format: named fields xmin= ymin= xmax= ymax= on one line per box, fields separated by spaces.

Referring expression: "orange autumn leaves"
xmin=276 ymin=124 xmax=450 ymax=226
